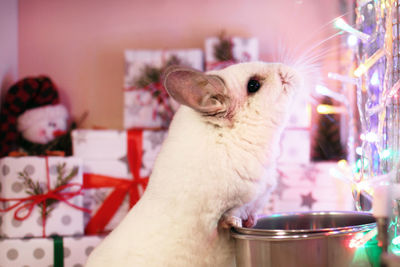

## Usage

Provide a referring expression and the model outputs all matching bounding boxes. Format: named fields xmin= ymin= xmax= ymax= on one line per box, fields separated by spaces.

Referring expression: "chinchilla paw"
xmin=219 ymin=215 xmax=242 ymax=229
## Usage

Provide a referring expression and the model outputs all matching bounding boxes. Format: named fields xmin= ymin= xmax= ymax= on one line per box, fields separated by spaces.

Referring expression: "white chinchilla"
xmin=85 ymin=61 xmax=303 ymax=267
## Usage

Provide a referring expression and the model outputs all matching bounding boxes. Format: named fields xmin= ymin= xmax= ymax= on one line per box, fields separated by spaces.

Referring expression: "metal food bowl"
xmin=231 ymin=211 xmax=379 ymax=267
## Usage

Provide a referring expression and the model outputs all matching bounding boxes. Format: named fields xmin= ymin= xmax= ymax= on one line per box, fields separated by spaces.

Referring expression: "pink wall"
xmin=0 ymin=0 xmax=18 ymax=106
xmin=18 ymin=0 xmax=343 ymax=129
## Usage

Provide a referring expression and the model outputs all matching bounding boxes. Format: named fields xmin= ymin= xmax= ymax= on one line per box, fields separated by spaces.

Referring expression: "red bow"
xmin=0 ymin=157 xmax=89 ymax=237
xmin=83 ymin=129 xmax=149 ymax=234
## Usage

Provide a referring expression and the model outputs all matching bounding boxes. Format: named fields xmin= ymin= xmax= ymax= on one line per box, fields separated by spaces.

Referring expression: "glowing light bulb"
xmin=392 ymin=236 xmax=400 ymax=245
xmin=355 ymin=147 xmax=363 ymax=155
xmin=381 ymin=149 xmax=391 ymax=159
xmin=317 ymin=104 xmax=346 ymax=114
xmin=317 ymin=104 xmax=332 ymax=114
xmin=349 ymin=228 xmax=377 ymax=248
xmin=370 ymin=71 xmax=379 ymax=85
xmin=354 ymin=65 xmax=367 ymax=77
xmin=365 ymin=132 xmax=378 ymax=142
xmin=315 ymin=85 xmax=348 ymax=103
xmin=347 ymin=34 xmax=358 ymax=47
xmin=337 ymin=159 xmax=348 ymax=169
xmin=353 ymin=49 xmax=385 ymax=77
xmin=315 ymin=84 xmax=330 ymax=95
xmin=333 ymin=17 xmax=370 ymax=43
xmin=356 ymin=158 xmax=369 ymax=169
xmin=327 ymin=73 xmax=358 ymax=84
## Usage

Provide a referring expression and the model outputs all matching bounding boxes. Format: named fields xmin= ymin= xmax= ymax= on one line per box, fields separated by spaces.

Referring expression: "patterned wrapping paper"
xmin=124 ymin=49 xmax=204 ymax=129
xmin=72 ymin=129 xmax=167 ymax=234
xmin=0 ymin=234 xmax=105 ymax=267
xmin=72 ymin=129 xmax=166 ymax=176
xmin=263 ymin=162 xmax=354 ymax=214
xmin=278 ymin=128 xmax=311 ymax=164
xmin=204 ymin=36 xmax=259 ymax=71
xmin=0 ymin=157 xmax=85 ymax=239
xmin=63 ymin=235 xmax=105 ymax=266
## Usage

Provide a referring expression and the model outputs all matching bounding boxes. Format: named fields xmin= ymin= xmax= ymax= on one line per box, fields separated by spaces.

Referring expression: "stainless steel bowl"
xmin=231 ymin=211 xmax=379 ymax=267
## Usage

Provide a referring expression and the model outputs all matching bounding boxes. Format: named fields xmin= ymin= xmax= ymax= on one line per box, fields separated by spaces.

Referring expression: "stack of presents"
xmin=0 ymin=34 xmax=353 ymax=266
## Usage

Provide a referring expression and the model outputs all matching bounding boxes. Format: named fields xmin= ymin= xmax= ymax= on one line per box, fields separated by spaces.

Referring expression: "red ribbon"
xmin=83 ymin=129 xmax=149 ymax=234
xmin=0 ymin=157 xmax=89 ymax=237
xmin=125 ymin=82 xmax=174 ymax=123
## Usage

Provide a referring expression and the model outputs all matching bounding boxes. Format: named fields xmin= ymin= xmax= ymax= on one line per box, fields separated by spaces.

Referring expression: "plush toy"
xmin=0 ymin=76 xmax=71 ymax=157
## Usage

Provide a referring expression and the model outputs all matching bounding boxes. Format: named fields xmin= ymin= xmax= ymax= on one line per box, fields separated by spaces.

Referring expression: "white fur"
xmin=17 ymin=104 xmax=68 ymax=144
xmin=85 ymin=62 xmax=302 ymax=267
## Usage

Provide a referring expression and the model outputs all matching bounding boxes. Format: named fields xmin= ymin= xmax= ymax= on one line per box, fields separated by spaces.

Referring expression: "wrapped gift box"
xmin=0 ymin=156 xmax=85 ymax=238
xmin=124 ymin=49 xmax=204 ymax=129
xmin=205 ymin=36 xmax=259 ymax=70
xmin=0 ymin=234 xmax=105 ymax=267
xmin=263 ymin=162 xmax=354 ymax=214
xmin=64 ymin=235 xmax=105 ymax=266
xmin=80 ymin=159 xmax=134 ymax=232
xmin=72 ymin=129 xmax=166 ymax=176
xmin=72 ymin=129 xmax=167 ymax=234
xmin=278 ymin=128 xmax=311 ymax=163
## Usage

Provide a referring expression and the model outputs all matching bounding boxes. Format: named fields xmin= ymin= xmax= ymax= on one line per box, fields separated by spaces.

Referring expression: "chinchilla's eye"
xmin=247 ymin=78 xmax=261 ymax=94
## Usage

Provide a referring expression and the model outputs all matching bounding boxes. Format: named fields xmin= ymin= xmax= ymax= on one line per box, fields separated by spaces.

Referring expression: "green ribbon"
xmin=52 ymin=235 xmax=64 ymax=267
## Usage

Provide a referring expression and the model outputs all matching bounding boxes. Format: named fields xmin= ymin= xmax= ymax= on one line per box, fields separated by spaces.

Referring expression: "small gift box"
xmin=0 ymin=234 xmax=105 ymax=267
xmin=205 ymin=35 xmax=259 ymax=71
xmin=124 ymin=49 xmax=204 ymax=129
xmin=263 ymin=162 xmax=354 ymax=214
xmin=72 ymin=129 xmax=167 ymax=234
xmin=0 ymin=156 xmax=86 ymax=238
xmin=278 ymin=128 xmax=311 ymax=164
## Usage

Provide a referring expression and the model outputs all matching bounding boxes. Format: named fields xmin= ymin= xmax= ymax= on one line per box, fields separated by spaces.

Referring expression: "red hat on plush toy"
xmin=0 ymin=76 xmax=68 ymax=157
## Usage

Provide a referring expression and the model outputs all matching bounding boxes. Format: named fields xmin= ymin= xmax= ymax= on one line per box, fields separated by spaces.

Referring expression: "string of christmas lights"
xmin=315 ymin=0 xmax=400 ymax=255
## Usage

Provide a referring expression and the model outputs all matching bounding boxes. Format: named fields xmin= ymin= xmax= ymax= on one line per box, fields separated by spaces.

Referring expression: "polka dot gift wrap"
xmin=63 ymin=235 xmax=105 ymax=267
xmin=0 ymin=156 xmax=85 ymax=238
xmin=0 ymin=236 xmax=53 ymax=266
xmin=0 ymin=234 xmax=105 ymax=267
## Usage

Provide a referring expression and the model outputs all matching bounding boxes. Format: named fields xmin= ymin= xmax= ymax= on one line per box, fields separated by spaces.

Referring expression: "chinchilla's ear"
xmin=162 ymin=65 xmax=230 ymax=116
